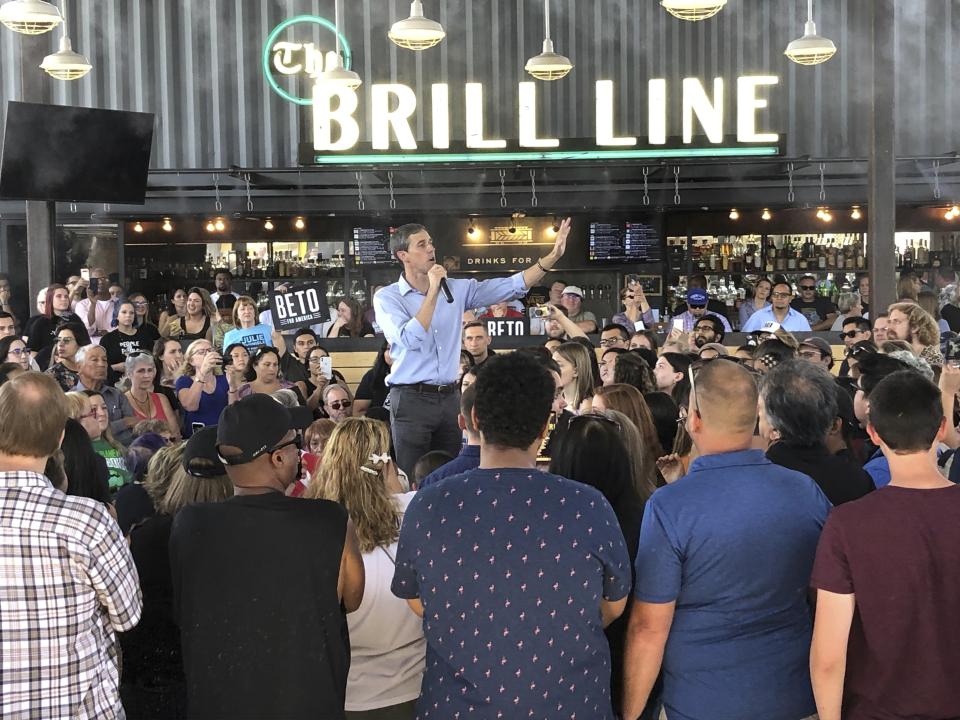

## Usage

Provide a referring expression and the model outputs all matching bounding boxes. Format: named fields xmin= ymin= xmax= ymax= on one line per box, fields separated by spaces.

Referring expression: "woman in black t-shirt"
xmin=100 ymin=301 xmax=160 ymax=384
xmin=354 ymin=340 xmax=392 ymax=416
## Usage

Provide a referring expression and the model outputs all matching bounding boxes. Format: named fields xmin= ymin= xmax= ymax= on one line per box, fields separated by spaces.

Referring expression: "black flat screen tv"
xmin=0 ymin=101 xmax=154 ymax=204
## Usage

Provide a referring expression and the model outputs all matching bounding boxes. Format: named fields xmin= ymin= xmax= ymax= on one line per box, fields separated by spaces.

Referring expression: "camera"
xmin=945 ymin=334 xmax=960 ymax=367
xmin=530 ymin=305 xmax=551 ymax=318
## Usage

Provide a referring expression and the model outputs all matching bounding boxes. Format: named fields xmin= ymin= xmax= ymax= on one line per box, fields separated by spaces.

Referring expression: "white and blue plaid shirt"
xmin=0 ymin=471 xmax=142 ymax=719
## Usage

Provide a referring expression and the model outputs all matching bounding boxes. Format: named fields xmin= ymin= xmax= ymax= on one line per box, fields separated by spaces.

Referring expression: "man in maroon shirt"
xmin=810 ymin=370 xmax=960 ymax=720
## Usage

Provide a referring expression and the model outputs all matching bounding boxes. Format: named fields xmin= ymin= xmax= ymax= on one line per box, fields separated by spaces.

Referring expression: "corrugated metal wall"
xmin=1 ymin=0 xmax=957 ymax=169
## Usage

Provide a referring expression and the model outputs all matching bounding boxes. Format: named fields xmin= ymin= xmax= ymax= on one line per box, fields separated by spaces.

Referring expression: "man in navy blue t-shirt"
xmin=622 ymin=360 xmax=831 ymax=720
xmin=392 ymin=352 xmax=631 ymax=720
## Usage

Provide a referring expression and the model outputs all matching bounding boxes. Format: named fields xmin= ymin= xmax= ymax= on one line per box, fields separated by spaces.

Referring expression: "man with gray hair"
xmin=761 ymin=360 xmax=874 ymax=505
xmin=374 ymin=219 xmax=572 ymax=474
xmin=72 ymin=344 xmax=137 ymax=445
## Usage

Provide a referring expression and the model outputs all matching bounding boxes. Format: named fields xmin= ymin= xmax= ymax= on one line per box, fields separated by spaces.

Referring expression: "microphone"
xmin=439 ymin=277 xmax=454 ymax=304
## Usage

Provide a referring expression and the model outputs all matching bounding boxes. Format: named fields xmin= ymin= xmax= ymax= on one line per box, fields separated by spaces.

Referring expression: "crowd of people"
xmin=0 ymin=245 xmax=958 ymax=720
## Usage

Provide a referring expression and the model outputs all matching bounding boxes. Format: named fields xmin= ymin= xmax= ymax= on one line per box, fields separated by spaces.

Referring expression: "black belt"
xmin=392 ymin=382 xmax=459 ymax=394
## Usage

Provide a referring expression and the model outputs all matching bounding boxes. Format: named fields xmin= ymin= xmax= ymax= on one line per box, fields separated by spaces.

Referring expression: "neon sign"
xmin=262 ymin=15 xmax=353 ymax=106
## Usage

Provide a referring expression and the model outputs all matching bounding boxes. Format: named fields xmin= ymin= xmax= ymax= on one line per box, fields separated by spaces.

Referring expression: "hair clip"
xmin=359 ymin=466 xmax=379 ymax=476
xmin=368 ymin=452 xmax=390 ymax=465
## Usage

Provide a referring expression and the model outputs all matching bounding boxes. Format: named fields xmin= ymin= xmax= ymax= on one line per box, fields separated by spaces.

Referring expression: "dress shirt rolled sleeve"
xmin=376 ymin=273 xmax=528 ymax=386
xmin=374 ymin=285 xmax=430 ymax=352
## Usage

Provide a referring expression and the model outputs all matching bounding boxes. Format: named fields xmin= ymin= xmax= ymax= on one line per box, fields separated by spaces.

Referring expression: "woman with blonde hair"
xmin=552 ymin=341 xmax=596 ymax=414
xmin=175 ymin=339 xmax=237 ymax=437
xmin=306 ymin=418 xmax=423 ymax=719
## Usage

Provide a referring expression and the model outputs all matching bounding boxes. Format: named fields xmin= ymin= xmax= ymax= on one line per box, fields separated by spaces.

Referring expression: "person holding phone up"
xmin=175 ymin=339 xmax=239 ymax=438
xmin=612 ymin=278 xmax=657 ymax=333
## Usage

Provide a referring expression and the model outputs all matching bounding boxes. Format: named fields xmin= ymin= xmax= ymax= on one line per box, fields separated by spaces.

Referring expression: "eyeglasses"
xmin=328 ymin=400 xmax=352 ymax=411
xmin=688 ymin=365 xmax=701 ymax=417
xmin=268 ymin=433 xmax=303 ymax=455
xmin=798 ymin=350 xmax=822 ymax=360
xmin=7 ymin=347 xmax=31 ymax=356
xmin=771 ymin=292 xmax=793 ymax=299
xmin=79 ymin=409 xmax=98 ymax=419
xmin=308 ymin=356 xmax=326 ymax=364
xmin=599 ymin=338 xmax=624 ymax=347
xmin=688 ymin=304 xmax=707 ymax=310
xmin=799 ymin=285 xmax=816 ymax=291
xmin=838 ymin=330 xmax=861 ymax=339
xmin=132 ymin=301 xmax=148 ymax=307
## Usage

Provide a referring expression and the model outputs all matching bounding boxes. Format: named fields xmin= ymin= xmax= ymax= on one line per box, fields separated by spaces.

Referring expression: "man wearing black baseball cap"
xmin=170 ymin=395 xmax=365 ymax=719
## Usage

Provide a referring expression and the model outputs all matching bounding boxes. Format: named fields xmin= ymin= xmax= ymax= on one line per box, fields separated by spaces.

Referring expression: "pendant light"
xmin=39 ymin=0 xmax=90 ymax=80
xmin=0 ymin=0 xmax=61 ymax=35
xmin=660 ymin=0 xmax=727 ymax=22
xmin=317 ymin=0 xmax=361 ymax=89
xmin=785 ymin=0 xmax=837 ymax=66
xmin=525 ymin=0 xmax=572 ymax=81
xmin=389 ymin=0 xmax=445 ymax=51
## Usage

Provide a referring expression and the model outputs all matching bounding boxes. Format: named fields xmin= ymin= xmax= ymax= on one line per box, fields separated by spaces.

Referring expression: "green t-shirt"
xmin=92 ymin=438 xmax=131 ymax=491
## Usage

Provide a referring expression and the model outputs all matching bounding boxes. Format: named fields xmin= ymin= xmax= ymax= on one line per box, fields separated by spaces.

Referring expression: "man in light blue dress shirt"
xmin=374 ymin=219 xmax=571 ymax=474
xmin=741 ymin=280 xmax=813 ymax=333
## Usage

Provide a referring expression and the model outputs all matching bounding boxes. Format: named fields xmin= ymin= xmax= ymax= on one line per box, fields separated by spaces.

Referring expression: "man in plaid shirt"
xmin=0 ymin=372 xmax=141 ymax=719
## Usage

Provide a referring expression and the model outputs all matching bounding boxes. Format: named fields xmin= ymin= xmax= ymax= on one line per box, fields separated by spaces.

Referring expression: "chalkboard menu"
xmin=351 ymin=227 xmax=395 ymax=265
xmin=588 ymin=221 xmax=662 ymax=263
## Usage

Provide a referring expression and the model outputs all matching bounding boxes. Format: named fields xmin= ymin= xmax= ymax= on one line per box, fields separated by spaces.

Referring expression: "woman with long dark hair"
xmin=354 ymin=340 xmax=392 ymax=416
xmin=44 ymin=322 xmax=90 ymax=392
xmin=159 ymin=288 xmax=187 ymax=338
xmin=237 ymin=345 xmax=306 ymax=403
xmin=549 ymin=413 xmax=648 ymax=714
xmin=326 ymin=296 xmax=375 ymax=338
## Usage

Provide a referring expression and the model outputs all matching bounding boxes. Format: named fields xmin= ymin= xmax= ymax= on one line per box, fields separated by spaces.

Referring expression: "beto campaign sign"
xmin=270 ymin=281 xmax=330 ymax=331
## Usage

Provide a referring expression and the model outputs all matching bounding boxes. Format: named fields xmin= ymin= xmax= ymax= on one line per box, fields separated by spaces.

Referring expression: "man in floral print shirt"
xmin=392 ymin=352 xmax=631 ymax=720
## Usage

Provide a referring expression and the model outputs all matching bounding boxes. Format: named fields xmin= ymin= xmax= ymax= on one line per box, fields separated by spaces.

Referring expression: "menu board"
xmin=351 ymin=227 xmax=395 ymax=265
xmin=588 ymin=221 xmax=662 ymax=263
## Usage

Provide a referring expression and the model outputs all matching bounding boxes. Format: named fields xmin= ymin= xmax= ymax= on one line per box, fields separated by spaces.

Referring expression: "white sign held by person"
xmin=270 ymin=282 xmax=330 ymax=331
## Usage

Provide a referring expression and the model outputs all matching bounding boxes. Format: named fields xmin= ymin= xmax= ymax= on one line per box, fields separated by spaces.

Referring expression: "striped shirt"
xmin=0 ymin=471 xmax=142 ymax=719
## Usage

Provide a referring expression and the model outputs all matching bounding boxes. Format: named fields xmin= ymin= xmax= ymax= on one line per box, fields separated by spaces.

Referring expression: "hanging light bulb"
xmin=466 ymin=218 xmax=477 ymax=237
xmin=214 ymin=218 xmax=225 ymax=232
xmin=39 ymin=0 xmax=90 ymax=80
xmin=205 ymin=220 xmax=216 ymax=233
xmin=162 ymin=218 xmax=173 ymax=232
xmin=294 ymin=217 xmax=306 ymax=230
xmin=761 ymin=208 xmax=772 ymax=221
xmin=317 ymin=0 xmax=361 ymax=89
xmin=951 ymin=205 xmax=960 ymax=218
xmin=264 ymin=218 xmax=274 ymax=231
xmin=389 ymin=0 xmax=445 ymax=51
xmin=728 ymin=208 xmax=739 ymax=220
xmin=525 ymin=0 xmax=573 ymax=81
xmin=0 ymin=0 xmax=61 ymax=35
xmin=850 ymin=206 xmax=862 ymax=220
xmin=821 ymin=209 xmax=833 ymax=222
xmin=133 ymin=221 xmax=144 ymax=233
xmin=816 ymin=208 xmax=825 ymax=219
xmin=660 ymin=0 xmax=727 ymax=21
xmin=785 ymin=0 xmax=837 ymax=66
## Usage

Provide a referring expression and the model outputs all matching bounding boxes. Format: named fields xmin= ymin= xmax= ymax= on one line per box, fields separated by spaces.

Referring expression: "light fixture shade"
xmin=525 ymin=38 xmax=573 ymax=81
xmin=0 ymin=0 xmax=61 ymax=35
xmin=785 ymin=20 xmax=837 ymax=65
xmin=660 ymin=0 xmax=727 ymax=21
xmin=317 ymin=55 xmax=362 ymax=89
xmin=389 ymin=0 xmax=445 ymax=50
xmin=40 ymin=35 xmax=91 ymax=80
